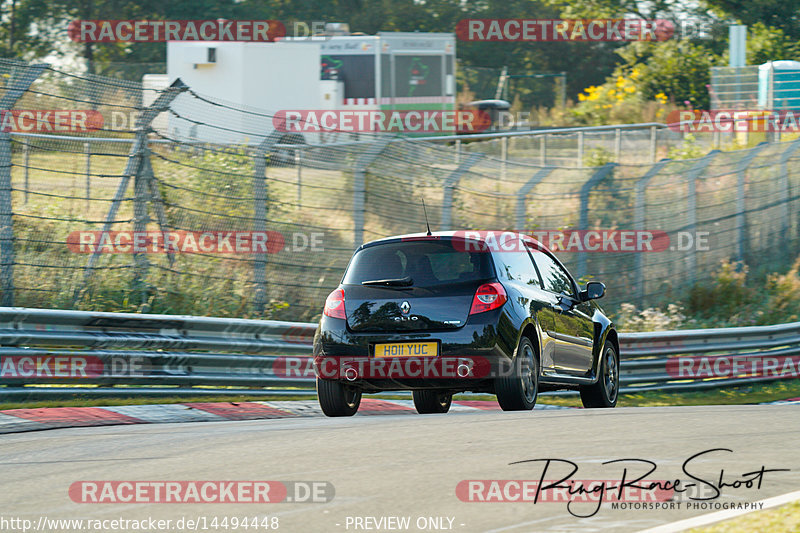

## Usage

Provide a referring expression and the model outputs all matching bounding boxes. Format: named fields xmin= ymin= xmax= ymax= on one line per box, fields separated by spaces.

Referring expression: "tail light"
xmin=469 ymin=282 xmax=507 ymax=315
xmin=323 ymin=288 xmax=346 ymax=319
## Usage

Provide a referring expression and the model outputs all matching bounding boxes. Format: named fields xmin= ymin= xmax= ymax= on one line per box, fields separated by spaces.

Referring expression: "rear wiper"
xmin=361 ymin=276 xmax=414 ymax=287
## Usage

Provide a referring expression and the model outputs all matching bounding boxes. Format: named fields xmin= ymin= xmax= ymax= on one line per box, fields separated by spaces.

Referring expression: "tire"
xmin=495 ymin=336 xmax=539 ymax=411
xmin=413 ymin=390 xmax=452 ymax=414
xmin=316 ymin=378 xmax=362 ymax=417
xmin=580 ymin=340 xmax=619 ymax=408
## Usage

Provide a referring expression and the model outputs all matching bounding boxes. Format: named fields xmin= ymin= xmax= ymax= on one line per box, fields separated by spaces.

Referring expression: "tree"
xmin=9 ymin=0 xmax=239 ymax=73
xmin=701 ymin=0 xmax=800 ymax=40
xmin=744 ymin=22 xmax=800 ymax=65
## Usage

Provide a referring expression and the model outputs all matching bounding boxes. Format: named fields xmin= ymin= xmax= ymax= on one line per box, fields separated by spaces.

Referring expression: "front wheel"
xmin=495 ymin=337 xmax=538 ymax=411
xmin=317 ymin=378 xmax=362 ymax=417
xmin=413 ymin=390 xmax=452 ymax=414
xmin=580 ymin=340 xmax=619 ymax=408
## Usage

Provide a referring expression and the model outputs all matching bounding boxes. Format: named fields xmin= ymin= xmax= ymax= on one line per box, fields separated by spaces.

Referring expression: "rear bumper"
xmin=313 ymin=311 xmax=516 ymax=392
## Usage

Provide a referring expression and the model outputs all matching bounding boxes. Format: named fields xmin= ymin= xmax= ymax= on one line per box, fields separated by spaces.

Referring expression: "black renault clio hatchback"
xmin=313 ymin=232 xmax=619 ymax=416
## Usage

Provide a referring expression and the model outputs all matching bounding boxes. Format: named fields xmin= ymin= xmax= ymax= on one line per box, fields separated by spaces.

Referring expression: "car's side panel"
xmin=548 ymin=296 xmax=595 ymax=375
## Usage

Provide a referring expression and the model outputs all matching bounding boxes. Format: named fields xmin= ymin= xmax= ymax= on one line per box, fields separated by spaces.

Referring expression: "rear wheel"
xmin=580 ymin=341 xmax=619 ymax=408
xmin=413 ymin=390 xmax=452 ymax=414
xmin=495 ymin=336 xmax=538 ymax=411
xmin=317 ymin=378 xmax=362 ymax=417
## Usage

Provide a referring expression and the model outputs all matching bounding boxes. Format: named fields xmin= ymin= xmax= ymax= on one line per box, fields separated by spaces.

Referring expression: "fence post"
xmin=295 ymin=147 xmax=302 ymax=207
xmin=649 ymin=126 xmax=657 ymax=162
xmin=501 ymin=136 xmax=508 ymax=182
xmin=132 ymin=158 xmax=150 ymax=304
xmin=515 ymin=167 xmax=554 ymax=229
xmin=0 ymin=63 xmax=48 ymax=306
xmin=778 ymin=139 xmax=800 ymax=245
xmin=442 ymin=153 xmax=482 ymax=231
xmin=252 ymin=130 xmax=283 ymax=314
xmin=577 ymin=131 xmax=584 ymax=167
xmin=633 ymin=159 xmax=671 ymax=305
xmin=685 ymin=150 xmax=720 ymax=286
xmin=84 ymin=141 xmax=91 ymax=208
xmin=734 ymin=142 xmax=768 ymax=264
xmin=76 ymin=78 xmax=187 ymax=306
xmin=141 ymin=156 xmax=174 ymax=268
xmin=22 ymin=141 xmax=29 ymax=205
xmin=455 ymin=138 xmax=461 ymax=164
xmin=576 ymin=163 xmax=616 ymax=279
xmin=614 ymin=128 xmax=621 ymax=162
xmin=353 ymin=138 xmax=390 ymax=248
xmin=540 ymin=135 xmax=546 ymax=166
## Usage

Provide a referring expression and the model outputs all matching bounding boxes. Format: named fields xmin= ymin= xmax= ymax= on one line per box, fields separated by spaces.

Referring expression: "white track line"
xmin=637 ymin=489 xmax=800 ymax=533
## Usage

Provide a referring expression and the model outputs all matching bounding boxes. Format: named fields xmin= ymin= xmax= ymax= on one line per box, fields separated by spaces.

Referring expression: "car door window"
xmin=494 ymin=244 xmax=541 ymax=288
xmin=530 ymin=250 xmax=575 ymax=297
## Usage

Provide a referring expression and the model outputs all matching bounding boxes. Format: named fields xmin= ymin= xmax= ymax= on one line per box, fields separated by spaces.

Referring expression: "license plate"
xmin=374 ymin=342 xmax=438 ymax=358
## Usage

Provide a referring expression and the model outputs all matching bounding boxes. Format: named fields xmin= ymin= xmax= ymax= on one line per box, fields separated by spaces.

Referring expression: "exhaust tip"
xmin=344 ymin=367 xmax=359 ymax=382
xmin=457 ymin=364 xmax=471 ymax=378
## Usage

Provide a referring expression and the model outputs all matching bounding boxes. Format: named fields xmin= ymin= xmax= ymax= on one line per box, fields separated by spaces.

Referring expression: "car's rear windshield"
xmin=343 ymin=240 xmax=493 ymax=287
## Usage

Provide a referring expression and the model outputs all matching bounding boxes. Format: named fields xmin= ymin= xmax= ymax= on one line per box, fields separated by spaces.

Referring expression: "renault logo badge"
xmin=400 ymin=301 xmax=411 ymax=314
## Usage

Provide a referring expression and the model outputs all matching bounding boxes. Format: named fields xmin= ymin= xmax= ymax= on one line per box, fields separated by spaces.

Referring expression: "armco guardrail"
xmin=0 ymin=307 xmax=797 ymax=400
xmin=0 ymin=308 xmax=318 ymax=400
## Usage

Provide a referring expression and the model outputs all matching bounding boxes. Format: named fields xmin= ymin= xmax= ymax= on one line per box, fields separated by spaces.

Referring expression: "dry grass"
xmin=689 ymin=499 xmax=800 ymax=533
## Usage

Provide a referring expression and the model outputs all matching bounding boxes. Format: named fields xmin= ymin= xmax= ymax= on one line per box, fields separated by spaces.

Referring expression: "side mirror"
xmin=580 ymin=281 xmax=606 ymax=301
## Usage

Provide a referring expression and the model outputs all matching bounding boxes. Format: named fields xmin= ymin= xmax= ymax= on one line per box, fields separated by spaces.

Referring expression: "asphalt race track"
xmin=2 ymin=404 xmax=799 ymax=532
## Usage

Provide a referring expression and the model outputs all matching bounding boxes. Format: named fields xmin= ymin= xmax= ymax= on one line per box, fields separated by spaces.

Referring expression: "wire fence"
xmin=2 ymin=59 xmax=800 ymax=322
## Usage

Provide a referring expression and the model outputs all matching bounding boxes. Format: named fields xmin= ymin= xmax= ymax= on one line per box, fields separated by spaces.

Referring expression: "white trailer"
xmin=146 ymin=31 xmax=456 ymax=143
xmin=162 ymin=41 xmax=323 ymax=144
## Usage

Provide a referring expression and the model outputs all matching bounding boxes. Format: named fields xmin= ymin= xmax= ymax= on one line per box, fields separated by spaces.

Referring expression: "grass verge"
xmin=688 ymin=499 xmax=800 ymax=532
xmin=536 ymin=379 xmax=800 ymax=408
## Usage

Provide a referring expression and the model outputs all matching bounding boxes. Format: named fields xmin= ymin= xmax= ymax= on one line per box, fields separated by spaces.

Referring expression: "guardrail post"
xmin=442 ymin=153 xmax=482 ymax=231
xmin=0 ymin=63 xmax=47 ymax=307
xmin=633 ymin=159 xmax=671 ymax=305
xmin=576 ymin=163 xmax=616 ymax=279
xmin=515 ymin=167 xmax=554 ymax=229
xmin=778 ymin=139 xmax=800 ymax=246
xmin=252 ymin=130 xmax=283 ymax=314
xmin=734 ymin=142 xmax=768 ymax=264
xmin=76 ymin=78 xmax=187 ymax=306
xmin=685 ymin=150 xmax=720 ymax=286
xmin=353 ymin=138 xmax=391 ymax=248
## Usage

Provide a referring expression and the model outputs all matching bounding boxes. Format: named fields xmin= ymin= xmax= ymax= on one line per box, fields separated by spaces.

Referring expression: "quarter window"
xmin=530 ymin=250 xmax=574 ymax=296
xmin=494 ymin=245 xmax=541 ymax=287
